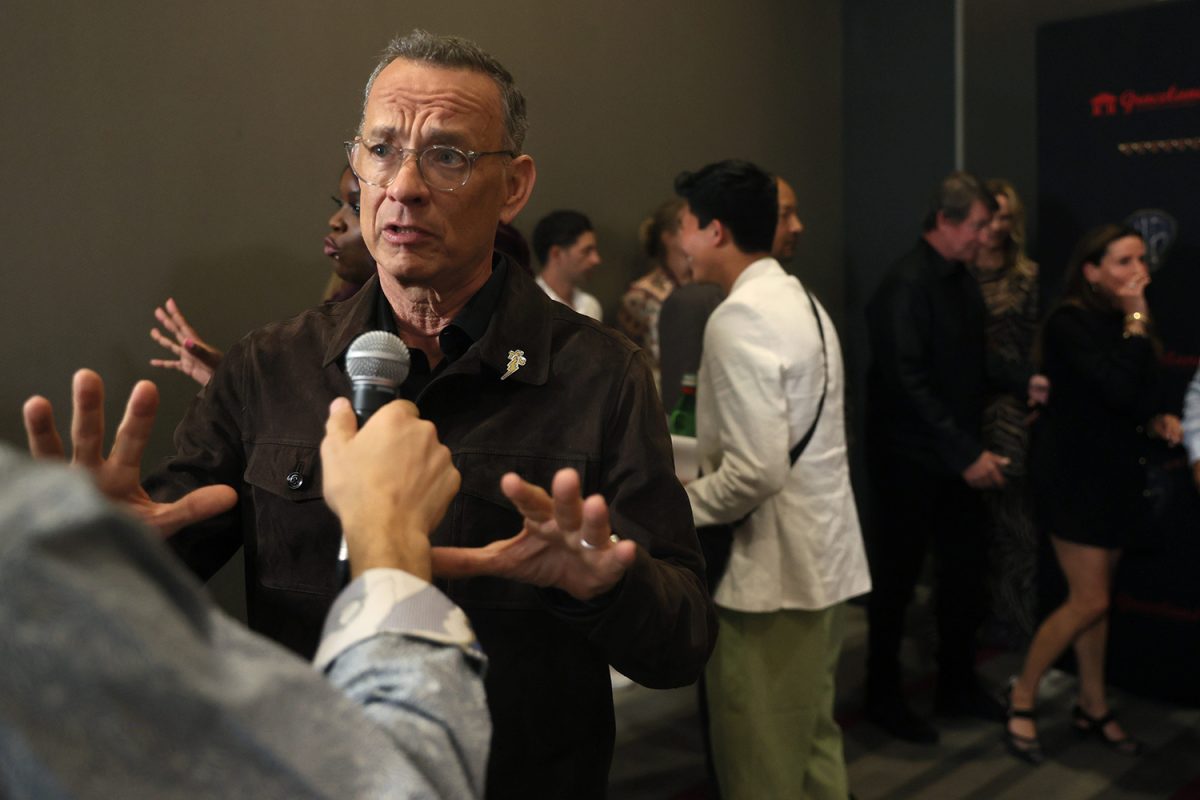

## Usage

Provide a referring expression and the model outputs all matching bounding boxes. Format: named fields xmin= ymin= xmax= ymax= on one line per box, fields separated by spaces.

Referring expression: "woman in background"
xmin=968 ymin=179 xmax=1044 ymax=645
xmin=150 ymin=166 xmax=376 ymax=386
xmin=618 ymin=197 xmax=690 ymax=391
xmin=1005 ymin=225 xmax=1181 ymax=764
xmin=319 ymin=165 xmax=378 ymax=302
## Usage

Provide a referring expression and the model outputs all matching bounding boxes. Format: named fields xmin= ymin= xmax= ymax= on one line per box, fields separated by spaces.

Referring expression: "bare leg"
xmin=1072 ymin=549 xmax=1131 ymax=742
xmin=1007 ymin=538 xmax=1112 ymax=742
xmin=1072 ymin=614 xmax=1109 ymax=711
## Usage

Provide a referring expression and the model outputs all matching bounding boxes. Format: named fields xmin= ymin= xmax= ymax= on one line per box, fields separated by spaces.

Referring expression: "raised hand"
xmin=1113 ymin=271 xmax=1150 ymax=316
xmin=149 ymin=297 xmax=224 ymax=386
xmin=431 ymin=468 xmax=637 ymax=601
xmin=23 ymin=369 xmax=237 ymax=537
xmin=320 ymin=397 xmax=460 ymax=580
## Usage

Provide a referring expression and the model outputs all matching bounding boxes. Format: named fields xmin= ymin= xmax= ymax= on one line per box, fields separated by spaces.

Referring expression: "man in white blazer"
xmin=676 ymin=160 xmax=870 ymax=800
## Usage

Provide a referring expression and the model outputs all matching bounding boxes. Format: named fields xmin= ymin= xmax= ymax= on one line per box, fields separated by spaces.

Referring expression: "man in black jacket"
xmin=864 ymin=171 xmax=1008 ymax=743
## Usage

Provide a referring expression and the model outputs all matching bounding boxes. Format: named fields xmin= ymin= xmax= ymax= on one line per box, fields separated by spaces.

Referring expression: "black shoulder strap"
xmin=788 ymin=288 xmax=828 ymax=466
xmin=719 ymin=287 xmax=831 ymax=531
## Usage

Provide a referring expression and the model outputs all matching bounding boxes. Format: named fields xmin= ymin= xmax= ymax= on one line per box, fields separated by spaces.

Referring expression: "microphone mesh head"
xmin=345 ymin=331 xmax=411 ymax=388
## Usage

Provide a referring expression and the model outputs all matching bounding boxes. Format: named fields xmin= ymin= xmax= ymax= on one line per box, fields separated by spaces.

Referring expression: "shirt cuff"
xmin=1185 ymin=430 xmax=1200 ymax=464
xmin=313 ymin=568 xmax=482 ymax=671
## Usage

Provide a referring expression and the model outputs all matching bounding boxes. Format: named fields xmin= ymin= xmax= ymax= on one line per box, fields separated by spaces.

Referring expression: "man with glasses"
xmin=27 ymin=29 xmax=713 ymax=800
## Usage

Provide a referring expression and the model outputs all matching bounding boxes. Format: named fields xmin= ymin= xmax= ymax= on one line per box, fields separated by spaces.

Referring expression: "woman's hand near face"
xmin=1113 ymin=271 xmax=1150 ymax=316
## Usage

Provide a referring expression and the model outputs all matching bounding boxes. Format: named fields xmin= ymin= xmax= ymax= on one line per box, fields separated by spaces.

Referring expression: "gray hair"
xmin=921 ymin=171 xmax=994 ymax=231
xmin=360 ymin=29 xmax=529 ymax=152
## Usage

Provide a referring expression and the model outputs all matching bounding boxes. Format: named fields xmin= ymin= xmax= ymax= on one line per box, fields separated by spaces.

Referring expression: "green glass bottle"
xmin=668 ymin=373 xmax=697 ymax=437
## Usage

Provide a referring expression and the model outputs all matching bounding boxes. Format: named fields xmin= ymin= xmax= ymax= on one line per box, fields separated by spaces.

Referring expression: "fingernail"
xmin=184 ymin=338 xmax=194 ymax=349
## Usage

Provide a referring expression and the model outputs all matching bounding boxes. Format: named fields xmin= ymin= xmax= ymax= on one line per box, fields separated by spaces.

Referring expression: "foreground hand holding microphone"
xmin=15 ymin=367 xmax=642 ymax=795
xmin=11 ymin=373 xmax=491 ymax=797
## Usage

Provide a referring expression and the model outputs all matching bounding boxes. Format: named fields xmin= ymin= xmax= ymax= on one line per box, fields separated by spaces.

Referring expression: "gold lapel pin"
xmin=501 ymin=349 xmax=527 ymax=381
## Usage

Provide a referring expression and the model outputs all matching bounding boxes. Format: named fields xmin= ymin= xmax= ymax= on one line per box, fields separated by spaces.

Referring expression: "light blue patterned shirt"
xmin=1184 ymin=364 xmax=1200 ymax=464
xmin=0 ymin=448 xmax=489 ymax=799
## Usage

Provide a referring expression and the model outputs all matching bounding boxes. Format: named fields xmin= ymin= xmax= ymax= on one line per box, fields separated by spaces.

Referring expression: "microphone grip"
xmin=352 ymin=382 xmax=399 ymax=427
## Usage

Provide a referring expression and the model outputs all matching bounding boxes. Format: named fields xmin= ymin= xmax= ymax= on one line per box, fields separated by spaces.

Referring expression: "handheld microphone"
xmin=345 ymin=330 xmax=411 ymax=426
xmin=338 ymin=331 xmax=411 ymax=582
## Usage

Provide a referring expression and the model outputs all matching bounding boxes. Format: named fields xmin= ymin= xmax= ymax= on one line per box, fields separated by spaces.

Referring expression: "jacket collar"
xmin=918 ymin=237 xmax=963 ymax=278
xmin=323 ymin=274 xmax=383 ymax=368
xmin=728 ymin=256 xmax=784 ymax=296
xmin=472 ymin=257 xmax=552 ymax=385
xmin=322 ymin=256 xmax=552 ymax=386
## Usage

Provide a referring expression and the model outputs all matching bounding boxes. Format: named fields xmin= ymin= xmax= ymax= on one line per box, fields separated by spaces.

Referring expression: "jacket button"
xmin=1135 ymin=425 xmax=1145 ymax=434
xmin=1138 ymin=457 xmax=1147 ymax=466
xmin=286 ymin=471 xmax=305 ymax=490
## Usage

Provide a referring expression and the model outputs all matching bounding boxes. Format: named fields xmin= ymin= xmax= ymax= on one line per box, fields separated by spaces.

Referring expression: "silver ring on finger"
xmin=580 ymin=533 xmax=620 ymax=550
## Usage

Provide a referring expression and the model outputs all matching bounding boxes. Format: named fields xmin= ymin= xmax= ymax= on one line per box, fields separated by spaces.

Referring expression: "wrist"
xmin=1123 ymin=310 xmax=1149 ymax=338
xmin=342 ymin=516 xmax=433 ymax=580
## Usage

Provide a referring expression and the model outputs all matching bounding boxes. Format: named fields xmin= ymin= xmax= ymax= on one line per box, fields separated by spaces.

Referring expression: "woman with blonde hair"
xmin=969 ymin=179 xmax=1045 ymax=644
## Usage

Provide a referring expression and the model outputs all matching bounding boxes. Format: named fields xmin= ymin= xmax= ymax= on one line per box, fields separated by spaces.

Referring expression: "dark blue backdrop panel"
xmin=1036 ymin=0 xmax=1200 ymax=707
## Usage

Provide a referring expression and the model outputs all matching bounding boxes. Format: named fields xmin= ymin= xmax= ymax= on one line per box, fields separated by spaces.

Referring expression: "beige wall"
xmin=1 ymin=0 xmax=843 ymax=460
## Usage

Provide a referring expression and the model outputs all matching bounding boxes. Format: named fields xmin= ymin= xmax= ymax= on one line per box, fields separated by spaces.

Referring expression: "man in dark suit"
xmin=863 ymin=172 xmax=1008 ymax=743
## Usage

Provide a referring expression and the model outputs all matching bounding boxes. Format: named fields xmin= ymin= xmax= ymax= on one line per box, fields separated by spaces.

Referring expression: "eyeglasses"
xmin=345 ymin=138 xmax=515 ymax=193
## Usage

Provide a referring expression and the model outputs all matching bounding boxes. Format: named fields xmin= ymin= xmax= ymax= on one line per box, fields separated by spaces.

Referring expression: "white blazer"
xmin=686 ymin=259 xmax=871 ymax=612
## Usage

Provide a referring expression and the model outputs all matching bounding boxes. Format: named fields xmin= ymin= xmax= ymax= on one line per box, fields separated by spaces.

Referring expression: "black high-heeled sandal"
xmin=1071 ymin=705 xmax=1144 ymax=756
xmin=1004 ymin=680 xmax=1044 ymax=765
xmin=1004 ymin=708 xmax=1044 ymax=765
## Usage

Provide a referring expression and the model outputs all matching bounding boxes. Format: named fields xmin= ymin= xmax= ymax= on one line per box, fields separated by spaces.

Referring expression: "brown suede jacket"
xmin=146 ymin=257 xmax=716 ymax=799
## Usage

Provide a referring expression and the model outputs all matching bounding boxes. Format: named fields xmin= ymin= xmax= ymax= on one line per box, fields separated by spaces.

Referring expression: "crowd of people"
xmin=4 ymin=27 xmax=1198 ymax=800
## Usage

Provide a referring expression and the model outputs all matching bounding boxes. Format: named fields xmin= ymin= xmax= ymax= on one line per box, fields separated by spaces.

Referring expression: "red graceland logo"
xmin=1091 ymin=85 xmax=1200 ymax=116
xmin=1091 ymin=92 xmax=1118 ymax=116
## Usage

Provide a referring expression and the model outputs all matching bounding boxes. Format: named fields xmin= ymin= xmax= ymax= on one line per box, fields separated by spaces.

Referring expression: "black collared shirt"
xmin=375 ymin=258 xmax=508 ymax=399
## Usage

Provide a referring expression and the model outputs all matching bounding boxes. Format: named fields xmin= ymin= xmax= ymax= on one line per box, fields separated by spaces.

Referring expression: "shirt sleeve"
xmin=316 ymin=569 xmax=490 ymax=800
xmin=0 ymin=451 xmax=491 ymax=800
xmin=1044 ymin=306 xmax=1157 ymax=414
xmin=1184 ymin=364 xmax=1200 ymax=464
xmin=314 ymin=569 xmax=483 ymax=669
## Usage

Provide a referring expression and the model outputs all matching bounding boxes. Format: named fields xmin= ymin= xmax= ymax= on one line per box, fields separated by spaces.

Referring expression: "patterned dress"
xmin=618 ymin=266 xmax=677 ymax=392
xmin=969 ymin=256 xmax=1039 ymax=643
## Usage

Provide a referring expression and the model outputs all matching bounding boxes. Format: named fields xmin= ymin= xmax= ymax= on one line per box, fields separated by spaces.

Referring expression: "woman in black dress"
xmin=1004 ymin=224 xmax=1182 ymax=763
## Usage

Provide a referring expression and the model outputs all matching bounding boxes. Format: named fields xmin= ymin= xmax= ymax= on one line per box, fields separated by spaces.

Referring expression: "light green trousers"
xmin=705 ymin=603 xmax=849 ymax=800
